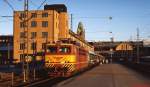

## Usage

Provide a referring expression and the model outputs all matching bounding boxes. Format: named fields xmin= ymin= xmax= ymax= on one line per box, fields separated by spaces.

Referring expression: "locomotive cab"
xmin=45 ymin=43 xmax=76 ymax=77
xmin=45 ymin=43 xmax=89 ymax=77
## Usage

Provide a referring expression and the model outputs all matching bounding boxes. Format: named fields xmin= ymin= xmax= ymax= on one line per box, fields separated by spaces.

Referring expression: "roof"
xmin=44 ymin=4 xmax=67 ymax=12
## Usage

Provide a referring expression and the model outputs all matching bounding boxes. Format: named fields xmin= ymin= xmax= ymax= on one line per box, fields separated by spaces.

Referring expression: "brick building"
xmin=13 ymin=4 xmax=93 ymax=63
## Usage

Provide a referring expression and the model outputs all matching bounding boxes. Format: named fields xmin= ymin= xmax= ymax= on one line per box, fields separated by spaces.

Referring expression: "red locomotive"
xmin=45 ymin=42 xmax=104 ymax=77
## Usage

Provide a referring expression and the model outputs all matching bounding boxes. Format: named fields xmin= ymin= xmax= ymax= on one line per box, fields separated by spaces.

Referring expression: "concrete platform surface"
xmin=54 ymin=64 xmax=150 ymax=87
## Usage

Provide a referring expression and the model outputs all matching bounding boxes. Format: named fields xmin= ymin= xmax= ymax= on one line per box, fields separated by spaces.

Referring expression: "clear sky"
xmin=0 ymin=0 xmax=150 ymax=41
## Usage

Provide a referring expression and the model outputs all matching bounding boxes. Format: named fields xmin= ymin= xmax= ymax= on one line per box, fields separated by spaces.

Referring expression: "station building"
xmin=89 ymin=41 xmax=144 ymax=62
xmin=0 ymin=35 xmax=13 ymax=64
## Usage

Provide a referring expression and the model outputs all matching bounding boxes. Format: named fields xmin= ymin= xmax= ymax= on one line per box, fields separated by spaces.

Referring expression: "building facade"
xmin=14 ymin=4 xmax=69 ymax=63
xmin=0 ymin=35 xmax=13 ymax=64
xmin=89 ymin=41 xmax=143 ymax=62
xmin=14 ymin=4 xmax=93 ymax=63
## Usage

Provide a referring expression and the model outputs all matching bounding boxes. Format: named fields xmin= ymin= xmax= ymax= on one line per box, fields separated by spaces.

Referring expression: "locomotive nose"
xmin=54 ymin=64 xmax=68 ymax=72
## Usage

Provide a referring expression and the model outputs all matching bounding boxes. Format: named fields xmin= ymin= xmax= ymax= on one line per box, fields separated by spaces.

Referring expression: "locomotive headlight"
xmin=61 ymin=61 xmax=65 ymax=64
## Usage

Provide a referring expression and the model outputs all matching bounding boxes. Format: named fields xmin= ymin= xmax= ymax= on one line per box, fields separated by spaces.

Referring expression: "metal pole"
xmin=32 ymin=39 xmax=36 ymax=80
xmin=45 ymin=37 xmax=48 ymax=55
xmin=22 ymin=0 xmax=29 ymax=82
xmin=33 ymin=69 xmax=36 ymax=80
xmin=137 ymin=28 xmax=140 ymax=63
xmin=23 ymin=0 xmax=26 ymax=82
xmin=7 ymin=40 xmax=10 ymax=64
xmin=109 ymin=32 xmax=113 ymax=63
xmin=111 ymin=52 xmax=112 ymax=63
xmin=43 ymin=37 xmax=48 ymax=61
xmin=25 ymin=0 xmax=29 ymax=82
xmin=34 ymin=40 xmax=38 ymax=80
xmin=11 ymin=72 xmax=14 ymax=86
xmin=71 ymin=14 xmax=73 ymax=30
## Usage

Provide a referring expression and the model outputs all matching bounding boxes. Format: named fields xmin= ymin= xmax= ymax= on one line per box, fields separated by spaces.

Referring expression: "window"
xmin=42 ymin=21 xmax=48 ymax=27
xmin=42 ymin=13 xmax=48 ymax=17
xmin=31 ymin=32 xmax=36 ymax=39
xmin=59 ymin=47 xmax=71 ymax=53
xmin=31 ymin=21 xmax=37 ymax=27
xmin=42 ymin=32 xmax=48 ymax=38
xmin=20 ymin=32 xmax=26 ymax=38
xmin=42 ymin=43 xmax=46 ymax=49
xmin=31 ymin=42 xmax=36 ymax=50
xmin=20 ymin=22 xmax=26 ymax=28
xmin=20 ymin=54 xmax=25 ymax=62
xmin=47 ymin=46 xmax=57 ymax=53
xmin=20 ymin=13 xmax=26 ymax=18
xmin=20 ymin=43 xmax=25 ymax=50
xmin=31 ymin=13 xmax=37 ymax=18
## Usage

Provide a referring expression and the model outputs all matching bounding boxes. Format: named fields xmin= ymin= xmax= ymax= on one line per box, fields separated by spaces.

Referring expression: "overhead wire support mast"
xmin=71 ymin=14 xmax=73 ymax=30
xmin=22 ymin=0 xmax=29 ymax=82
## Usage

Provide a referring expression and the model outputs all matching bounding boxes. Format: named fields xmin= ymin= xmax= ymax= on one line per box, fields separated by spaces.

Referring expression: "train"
xmin=44 ymin=42 xmax=105 ymax=77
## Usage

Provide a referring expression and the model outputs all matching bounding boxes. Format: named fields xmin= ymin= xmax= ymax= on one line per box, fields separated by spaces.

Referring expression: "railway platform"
xmin=54 ymin=64 xmax=150 ymax=87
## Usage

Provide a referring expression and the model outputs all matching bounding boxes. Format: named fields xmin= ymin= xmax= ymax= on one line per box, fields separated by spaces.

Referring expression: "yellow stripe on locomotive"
xmin=45 ymin=55 xmax=76 ymax=64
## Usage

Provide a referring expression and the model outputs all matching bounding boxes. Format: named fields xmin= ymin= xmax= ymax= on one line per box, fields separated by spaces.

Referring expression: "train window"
xmin=59 ymin=47 xmax=71 ymax=53
xmin=47 ymin=46 xmax=57 ymax=53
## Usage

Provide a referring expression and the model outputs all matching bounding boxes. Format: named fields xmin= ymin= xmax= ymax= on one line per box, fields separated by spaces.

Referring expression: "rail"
xmin=122 ymin=62 xmax=150 ymax=76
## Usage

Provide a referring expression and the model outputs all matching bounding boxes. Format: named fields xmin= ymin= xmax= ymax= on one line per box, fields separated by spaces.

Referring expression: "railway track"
xmin=22 ymin=77 xmax=68 ymax=87
xmin=0 ymin=64 xmax=100 ymax=87
xmin=14 ymin=77 xmax=55 ymax=87
xmin=122 ymin=62 xmax=150 ymax=76
xmin=0 ymin=73 xmax=73 ymax=86
xmin=15 ymin=65 xmax=99 ymax=87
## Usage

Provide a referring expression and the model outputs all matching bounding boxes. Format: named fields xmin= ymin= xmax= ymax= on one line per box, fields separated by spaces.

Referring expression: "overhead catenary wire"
xmin=1 ymin=0 xmax=14 ymax=19
xmin=75 ymin=16 xmax=112 ymax=19
xmin=86 ymin=31 xmax=112 ymax=33
xmin=0 ymin=16 xmax=13 ymax=22
xmin=30 ymin=0 xmax=38 ymax=7
xmin=64 ymin=0 xmax=69 ymax=4
xmin=37 ymin=0 xmax=47 ymax=10
xmin=3 ymin=0 xmax=15 ymax=11
xmin=1 ymin=0 xmax=51 ymax=23
xmin=0 ymin=16 xmax=13 ymax=17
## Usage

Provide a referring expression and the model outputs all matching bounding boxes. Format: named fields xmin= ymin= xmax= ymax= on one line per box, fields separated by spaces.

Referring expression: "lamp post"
xmin=136 ymin=28 xmax=140 ymax=63
xmin=110 ymin=48 xmax=113 ymax=63
xmin=7 ymin=39 xmax=10 ymax=64
xmin=31 ymin=38 xmax=36 ymax=80
xmin=109 ymin=31 xmax=114 ymax=63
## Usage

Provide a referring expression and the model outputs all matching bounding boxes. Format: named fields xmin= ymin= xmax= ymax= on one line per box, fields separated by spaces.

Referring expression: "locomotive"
xmin=45 ymin=42 xmax=104 ymax=77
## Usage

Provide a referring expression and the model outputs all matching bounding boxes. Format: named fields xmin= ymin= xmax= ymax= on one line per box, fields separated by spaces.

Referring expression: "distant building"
xmin=89 ymin=41 xmax=144 ymax=62
xmin=143 ymin=39 xmax=150 ymax=46
xmin=0 ymin=35 xmax=13 ymax=64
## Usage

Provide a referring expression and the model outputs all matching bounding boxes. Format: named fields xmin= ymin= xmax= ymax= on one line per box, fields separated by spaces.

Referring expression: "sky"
xmin=0 ymin=0 xmax=150 ymax=41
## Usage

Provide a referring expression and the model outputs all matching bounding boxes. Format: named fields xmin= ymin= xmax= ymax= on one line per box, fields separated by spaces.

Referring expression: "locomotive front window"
xmin=47 ymin=46 xmax=57 ymax=53
xmin=59 ymin=47 xmax=71 ymax=53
